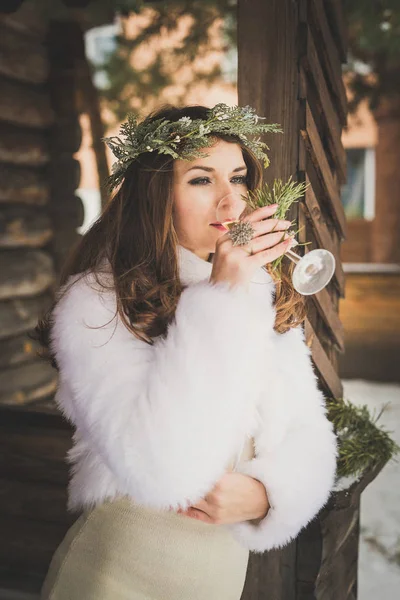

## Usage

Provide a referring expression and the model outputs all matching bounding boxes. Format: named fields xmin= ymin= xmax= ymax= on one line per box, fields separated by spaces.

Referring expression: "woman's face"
xmin=172 ymin=139 xmax=248 ymax=260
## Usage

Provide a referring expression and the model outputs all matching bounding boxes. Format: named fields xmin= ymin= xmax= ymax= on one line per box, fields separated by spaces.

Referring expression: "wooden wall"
xmin=0 ymin=406 xmax=74 ymax=592
xmin=339 ymin=267 xmax=400 ymax=382
xmin=0 ymin=4 xmax=84 ymax=592
xmin=238 ymin=1 xmax=358 ymax=599
xmin=0 ymin=6 xmax=84 ymax=410
xmin=297 ymin=0 xmax=347 ymax=401
xmin=0 ymin=10 xmax=57 ymax=409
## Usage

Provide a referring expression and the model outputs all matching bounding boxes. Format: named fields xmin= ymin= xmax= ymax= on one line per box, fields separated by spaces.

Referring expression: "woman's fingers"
xmin=250 ymin=238 xmax=294 ymax=266
xmin=214 ymin=204 xmax=294 ymax=271
xmin=245 ymin=204 xmax=279 ymax=222
xmin=246 ymin=230 xmax=293 ymax=254
xmin=252 ymin=218 xmax=292 ymax=236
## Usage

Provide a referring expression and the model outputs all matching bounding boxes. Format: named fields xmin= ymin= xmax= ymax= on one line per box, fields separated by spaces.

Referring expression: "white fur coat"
xmin=50 ymin=244 xmax=337 ymax=554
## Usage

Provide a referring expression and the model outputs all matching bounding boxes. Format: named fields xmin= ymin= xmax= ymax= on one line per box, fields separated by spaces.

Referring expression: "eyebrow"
xmin=185 ymin=165 xmax=248 ymax=174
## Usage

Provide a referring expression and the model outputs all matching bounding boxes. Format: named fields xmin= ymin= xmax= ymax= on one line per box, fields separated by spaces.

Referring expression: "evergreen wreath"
xmin=103 ymin=103 xmax=282 ymax=190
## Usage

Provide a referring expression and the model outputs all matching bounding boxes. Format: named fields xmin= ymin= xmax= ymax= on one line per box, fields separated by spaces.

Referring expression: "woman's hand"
xmin=173 ymin=472 xmax=270 ymax=525
xmin=210 ymin=203 xmax=295 ymax=289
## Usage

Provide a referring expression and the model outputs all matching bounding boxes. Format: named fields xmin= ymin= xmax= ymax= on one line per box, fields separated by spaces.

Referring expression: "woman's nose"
xmin=215 ymin=191 xmax=247 ymax=222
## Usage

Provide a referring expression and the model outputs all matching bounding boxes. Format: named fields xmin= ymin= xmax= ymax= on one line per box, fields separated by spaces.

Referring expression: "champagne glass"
xmin=214 ymin=192 xmax=336 ymax=295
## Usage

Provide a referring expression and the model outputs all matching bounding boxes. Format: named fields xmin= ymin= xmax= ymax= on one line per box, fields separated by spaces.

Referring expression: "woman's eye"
xmin=189 ymin=176 xmax=247 ymax=185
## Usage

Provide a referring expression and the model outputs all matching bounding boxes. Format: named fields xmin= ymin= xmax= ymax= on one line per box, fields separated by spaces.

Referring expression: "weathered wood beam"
xmin=0 ymin=515 xmax=69 ymax=573
xmin=0 ymin=333 xmax=45 ymax=368
xmin=0 ymin=21 xmax=49 ymax=84
xmin=0 ymin=164 xmax=50 ymax=205
xmin=305 ymin=318 xmax=343 ymax=398
xmin=0 ymin=359 xmax=57 ymax=405
xmin=0 ymin=249 xmax=54 ymax=300
xmin=0 ymin=478 xmax=68 ymax=522
xmin=309 ymin=287 xmax=345 ymax=352
xmin=48 ymin=157 xmax=81 ymax=200
xmin=52 ymin=117 xmax=83 ymax=154
xmin=0 ymin=444 xmax=68 ymax=487
xmin=0 ymin=205 xmax=53 ymax=248
xmin=0 ymin=421 xmax=71 ymax=458
xmin=309 ymin=0 xmax=347 ymax=125
xmin=238 ymin=0 xmax=298 ymax=181
xmin=300 ymin=174 xmax=345 ymax=296
xmin=300 ymin=26 xmax=346 ymax=183
xmin=0 ymin=77 xmax=54 ymax=128
xmin=0 ymin=292 xmax=52 ymax=340
xmin=0 ymin=122 xmax=49 ymax=166
xmin=238 ymin=2 xmax=302 ymax=595
xmin=324 ymin=0 xmax=348 ymax=64
xmin=300 ymin=101 xmax=347 ymax=240
xmin=47 ymin=193 xmax=84 ymax=230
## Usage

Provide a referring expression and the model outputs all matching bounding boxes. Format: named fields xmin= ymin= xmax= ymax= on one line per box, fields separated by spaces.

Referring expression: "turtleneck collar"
xmin=177 ymin=244 xmax=274 ymax=295
xmin=177 ymin=245 xmax=213 ymax=286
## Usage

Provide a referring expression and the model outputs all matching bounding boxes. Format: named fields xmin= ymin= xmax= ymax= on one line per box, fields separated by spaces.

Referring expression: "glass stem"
xmin=261 ymin=249 xmax=301 ymax=275
xmin=285 ymin=249 xmax=301 ymax=264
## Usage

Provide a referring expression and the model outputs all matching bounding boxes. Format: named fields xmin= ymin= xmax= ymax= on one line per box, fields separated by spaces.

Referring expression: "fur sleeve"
xmin=50 ymin=272 xmax=276 ymax=512
xmin=227 ymin=326 xmax=338 ymax=553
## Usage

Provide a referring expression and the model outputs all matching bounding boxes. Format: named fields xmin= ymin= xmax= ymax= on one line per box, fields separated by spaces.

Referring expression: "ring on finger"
xmin=228 ymin=220 xmax=255 ymax=247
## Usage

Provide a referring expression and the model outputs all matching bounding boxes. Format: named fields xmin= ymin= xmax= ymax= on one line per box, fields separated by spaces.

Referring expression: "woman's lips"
xmin=210 ymin=221 xmax=239 ymax=231
xmin=210 ymin=223 xmax=228 ymax=232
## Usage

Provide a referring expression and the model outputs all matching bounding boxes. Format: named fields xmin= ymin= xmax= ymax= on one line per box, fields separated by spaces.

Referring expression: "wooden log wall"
xmin=0 ymin=6 xmax=84 ymax=409
xmin=0 ymin=4 xmax=85 ymax=591
xmin=238 ymin=1 xmax=356 ymax=599
xmin=0 ymin=406 xmax=74 ymax=592
xmin=339 ymin=267 xmax=400 ymax=382
xmin=0 ymin=9 xmax=57 ymax=408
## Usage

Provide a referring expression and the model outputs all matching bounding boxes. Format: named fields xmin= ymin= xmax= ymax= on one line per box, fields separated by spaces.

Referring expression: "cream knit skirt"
xmin=39 ymin=496 xmax=250 ymax=600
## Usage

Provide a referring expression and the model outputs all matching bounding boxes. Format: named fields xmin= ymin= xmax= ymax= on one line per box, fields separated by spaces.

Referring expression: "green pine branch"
xmin=239 ymin=177 xmax=310 ymax=274
xmin=327 ymin=396 xmax=400 ymax=480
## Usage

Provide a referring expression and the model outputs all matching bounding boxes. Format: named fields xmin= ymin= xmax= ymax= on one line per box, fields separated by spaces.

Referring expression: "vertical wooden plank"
xmin=46 ymin=20 xmax=84 ymax=275
xmin=238 ymin=0 xmax=298 ymax=183
xmin=238 ymin=4 xmax=299 ymax=598
xmin=309 ymin=0 xmax=347 ymax=125
xmin=324 ymin=0 xmax=348 ymax=63
xmin=300 ymin=101 xmax=347 ymax=238
xmin=300 ymin=27 xmax=347 ymax=183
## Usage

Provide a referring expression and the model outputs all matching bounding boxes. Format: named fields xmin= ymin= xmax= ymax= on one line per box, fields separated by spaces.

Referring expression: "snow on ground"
xmin=342 ymin=380 xmax=400 ymax=600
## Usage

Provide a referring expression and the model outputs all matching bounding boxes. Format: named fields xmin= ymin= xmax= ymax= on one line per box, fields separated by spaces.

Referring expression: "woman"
xmin=37 ymin=103 xmax=337 ymax=599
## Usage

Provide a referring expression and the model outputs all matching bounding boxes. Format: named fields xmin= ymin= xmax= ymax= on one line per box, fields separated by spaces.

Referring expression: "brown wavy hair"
xmin=35 ymin=104 xmax=305 ymax=369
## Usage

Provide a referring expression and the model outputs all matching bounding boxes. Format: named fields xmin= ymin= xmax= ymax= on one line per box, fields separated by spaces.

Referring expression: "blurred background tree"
xmin=86 ymin=0 xmax=236 ymax=122
xmin=75 ymin=0 xmax=236 ymax=205
xmin=345 ymin=0 xmax=400 ymax=262
xmin=345 ymin=0 xmax=400 ymax=111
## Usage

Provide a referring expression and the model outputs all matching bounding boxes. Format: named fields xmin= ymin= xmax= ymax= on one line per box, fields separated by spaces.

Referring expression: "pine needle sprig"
xmin=240 ymin=176 xmax=310 ymax=274
xmin=244 ymin=176 xmax=308 ymax=219
xmin=326 ymin=397 xmax=400 ymax=479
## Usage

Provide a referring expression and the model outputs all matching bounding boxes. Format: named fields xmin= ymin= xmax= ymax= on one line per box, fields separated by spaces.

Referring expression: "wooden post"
xmin=46 ymin=19 xmax=85 ymax=277
xmin=238 ymin=1 xmax=352 ymax=598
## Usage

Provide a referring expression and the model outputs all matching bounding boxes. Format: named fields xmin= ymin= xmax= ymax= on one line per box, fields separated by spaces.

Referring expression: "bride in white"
xmin=38 ymin=103 xmax=337 ymax=600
